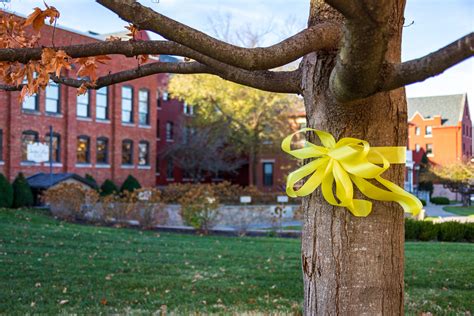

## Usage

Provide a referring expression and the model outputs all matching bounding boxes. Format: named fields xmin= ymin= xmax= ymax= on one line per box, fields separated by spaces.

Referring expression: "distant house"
xmin=407 ymin=94 xmax=472 ymax=166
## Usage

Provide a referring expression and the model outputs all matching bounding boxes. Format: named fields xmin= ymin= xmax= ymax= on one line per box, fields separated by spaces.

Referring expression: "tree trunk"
xmin=250 ymin=142 xmax=259 ymax=186
xmin=301 ymin=1 xmax=408 ymax=314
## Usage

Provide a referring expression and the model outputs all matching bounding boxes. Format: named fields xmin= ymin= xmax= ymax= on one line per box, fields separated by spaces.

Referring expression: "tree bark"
xmin=301 ymin=1 xmax=407 ymax=314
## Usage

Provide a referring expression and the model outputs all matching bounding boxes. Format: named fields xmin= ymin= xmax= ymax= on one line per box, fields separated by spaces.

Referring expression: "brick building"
xmin=407 ymin=94 xmax=472 ymax=165
xmin=0 ymin=15 xmax=164 ymax=188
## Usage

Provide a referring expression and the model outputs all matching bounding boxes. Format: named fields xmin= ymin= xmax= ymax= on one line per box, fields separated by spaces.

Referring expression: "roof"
xmin=27 ymin=173 xmax=97 ymax=190
xmin=407 ymin=94 xmax=467 ymax=126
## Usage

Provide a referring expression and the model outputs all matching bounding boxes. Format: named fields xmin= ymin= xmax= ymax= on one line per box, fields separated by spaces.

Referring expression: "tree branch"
xmin=0 ymin=40 xmax=221 ymax=64
xmin=1 ymin=60 xmax=301 ymax=94
xmin=382 ymin=32 xmax=474 ymax=91
xmin=97 ymin=0 xmax=341 ymax=70
xmin=326 ymin=0 xmax=392 ymax=103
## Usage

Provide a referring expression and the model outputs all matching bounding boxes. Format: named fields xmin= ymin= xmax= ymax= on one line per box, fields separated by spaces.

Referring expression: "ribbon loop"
xmin=282 ymin=129 xmax=422 ymax=217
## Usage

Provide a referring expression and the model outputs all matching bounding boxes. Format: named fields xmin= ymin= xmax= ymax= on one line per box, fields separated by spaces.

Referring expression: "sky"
xmin=3 ymin=0 xmax=474 ymax=113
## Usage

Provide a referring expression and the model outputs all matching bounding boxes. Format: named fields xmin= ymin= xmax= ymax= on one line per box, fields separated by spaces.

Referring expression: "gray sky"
xmin=4 ymin=0 xmax=474 ymax=113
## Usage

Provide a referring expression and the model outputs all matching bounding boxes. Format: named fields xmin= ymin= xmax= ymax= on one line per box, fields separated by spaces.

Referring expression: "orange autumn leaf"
xmin=138 ymin=54 xmax=149 ymax=64
xmin=76 ymin=57 xmax=98 ymax=82
xmin=77 ymin=83 xmax=88 ymax=96
xmin=75 ymin=55 xmax=110 ymax=83
xmin=125 ymin=23 xmax=139 ymax=39
xmin=106 ymin=35 xmax=121 ymax=42
xmin=24 ymin=4 xmax=60 ymax=31
xmin=41 ymin=48 xmax=72 ymax=76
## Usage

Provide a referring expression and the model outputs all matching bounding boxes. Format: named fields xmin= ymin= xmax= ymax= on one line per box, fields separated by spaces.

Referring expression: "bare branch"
xmin=382 ymin=33 xmax=474 ymax=91
xmin=0 ymin=60 xmax=301 ymax=94
xmin=0 ymin=40 xmax=198 ymax=63
xmin=97 ymin=0 xmax=341 ymax=70
xmin=0 ymin=84 xmax=23 ymax=91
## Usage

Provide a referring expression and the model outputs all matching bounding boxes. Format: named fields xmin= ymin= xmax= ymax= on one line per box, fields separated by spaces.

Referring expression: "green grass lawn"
xmin=443 ymin=206 xmax=474 ymax=216
xmin=1 ymin=209 xmax=473 ymax=315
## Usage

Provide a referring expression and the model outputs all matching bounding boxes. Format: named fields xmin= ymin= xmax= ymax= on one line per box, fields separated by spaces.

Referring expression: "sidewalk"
xmin=424 ymin=203 xmax=461 ymax=217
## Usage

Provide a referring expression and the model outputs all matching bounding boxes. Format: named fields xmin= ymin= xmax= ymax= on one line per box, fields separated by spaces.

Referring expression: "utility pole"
xmin=49 ymin=125 xmax=53 ymax=187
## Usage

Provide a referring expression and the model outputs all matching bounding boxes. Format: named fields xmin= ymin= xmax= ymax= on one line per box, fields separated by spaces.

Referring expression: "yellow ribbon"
xmin=281 ymin=128 xmax=422 ymax=217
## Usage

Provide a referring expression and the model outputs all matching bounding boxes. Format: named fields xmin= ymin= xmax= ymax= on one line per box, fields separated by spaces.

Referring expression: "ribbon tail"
xmin=286 ymin=158 xmax=328 ymax=197
xmin=350 ymin=175 xmax=422 ymax=216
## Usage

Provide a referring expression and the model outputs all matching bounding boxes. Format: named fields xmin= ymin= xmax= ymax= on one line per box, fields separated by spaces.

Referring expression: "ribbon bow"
xmin=282 ymin=128 xmax=422 ymax=217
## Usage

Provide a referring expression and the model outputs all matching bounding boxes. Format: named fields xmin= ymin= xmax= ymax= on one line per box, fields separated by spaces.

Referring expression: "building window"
xmin=0 ymin=129 xmax=3 ymax=161
xmin=138 ymin=141 xmax=150 ymax=166
xmin=96 ymin=137 xmax=109 ymax=164
xmin=166 ymin=158 xmax=174 ymax=179
xmin=263 ymin=162 xmax=274 ymax=186
xmin=183 ymin=102 xmax=193 ymax=115
xmin=45 ymin=81 xmax=60 ymax=113
xmin=138 ymin=89 xmax=150 ymax=125
xmin=183 ymin=126 xmax=189 ymax=144
xmin=76 ymin=136 xmax=90 ymax=164
xmin=96 ymin=87 xmax=108 ymax=120
xmin=21 ymin=130 xmax=39 ymax=161
xmin=77 ymin=91 xmax=90 ymax=117
xmin=157 ymin=120 xmax=160 ymax=138
xmin=21 ymin=76 xmax=38 ymax=111
xmin=122 ymin=86 xmax=133 ymax=123
xmin=425 ymin=126 xmax=432 ymax=136
xmin=45 ymin=133 xmax=60 ymax=163
xmin=157 ymin=90 xmax=162 ymax=109
xmin=166 ymin=121 xmax=174 ymax=141
xmin=415 ymin=127 xmax=420 ymax=136
xmin=162 ymin=91 xmax=169 ymax=101
xmin=122 ymin=139 xmax=133 ymax=165
xmin=22 ymin=93 xmax=38 ymax=111
xmin=415 ymin=144 xmax=421 ymax=152
xmin=426 ymin=143 xmax=433 ymax=155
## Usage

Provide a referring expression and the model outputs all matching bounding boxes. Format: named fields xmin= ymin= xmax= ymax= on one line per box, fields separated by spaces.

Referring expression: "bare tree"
xmin=160 ymin=121 xmax=245 ymax=182
xmin=1 ymin=1 xmax=473 ymax=314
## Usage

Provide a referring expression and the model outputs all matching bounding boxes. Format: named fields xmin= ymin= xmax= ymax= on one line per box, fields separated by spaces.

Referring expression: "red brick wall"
xmin=155 ymin=82 xmax=188 ymax=186
xmin=0 ymin=15 xmax=164 ymax=188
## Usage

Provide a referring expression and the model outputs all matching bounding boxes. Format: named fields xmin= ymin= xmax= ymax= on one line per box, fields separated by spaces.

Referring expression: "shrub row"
xmin=430 ymin=196 xmax=450 ymax=205
xmin=405 ymin=219 xmax=474 ymax=242
xmin=161 ymin=182 xmax=296 ymax=205
xmin=0 ymin=173 xmax=34 ymax=208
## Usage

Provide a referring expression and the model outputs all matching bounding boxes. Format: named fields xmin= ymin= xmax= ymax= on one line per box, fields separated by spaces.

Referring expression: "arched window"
xmin=122 ymin=139 xmax=133 ymax=165
xmin=138 ymin=141 xmax=149 ymax=166
xmin=45 ymin=132 xmax=60 ymax=163
xmin=77 ymin=136 xmax=90 ymax=164
xmin=96 ymin=137 xmax=109 ymax=164
xmin=21 ymin=130 xmax=39 ymax=161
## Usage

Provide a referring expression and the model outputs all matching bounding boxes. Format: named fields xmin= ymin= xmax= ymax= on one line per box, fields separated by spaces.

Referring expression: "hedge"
xmin=430 ymin=196 xmax=450 ymax=205
xmin=0 ymin=173 xmax=13 ymax=208
xmin=405 ymin=219 xmax=474 ymax=242
xmin=12 ymin=173 xmax=34 ymax=208
xmin=100 ymin=179 xmax=119 ymax=196
xmin=120 ymin=175 xmax=141 ymax=193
